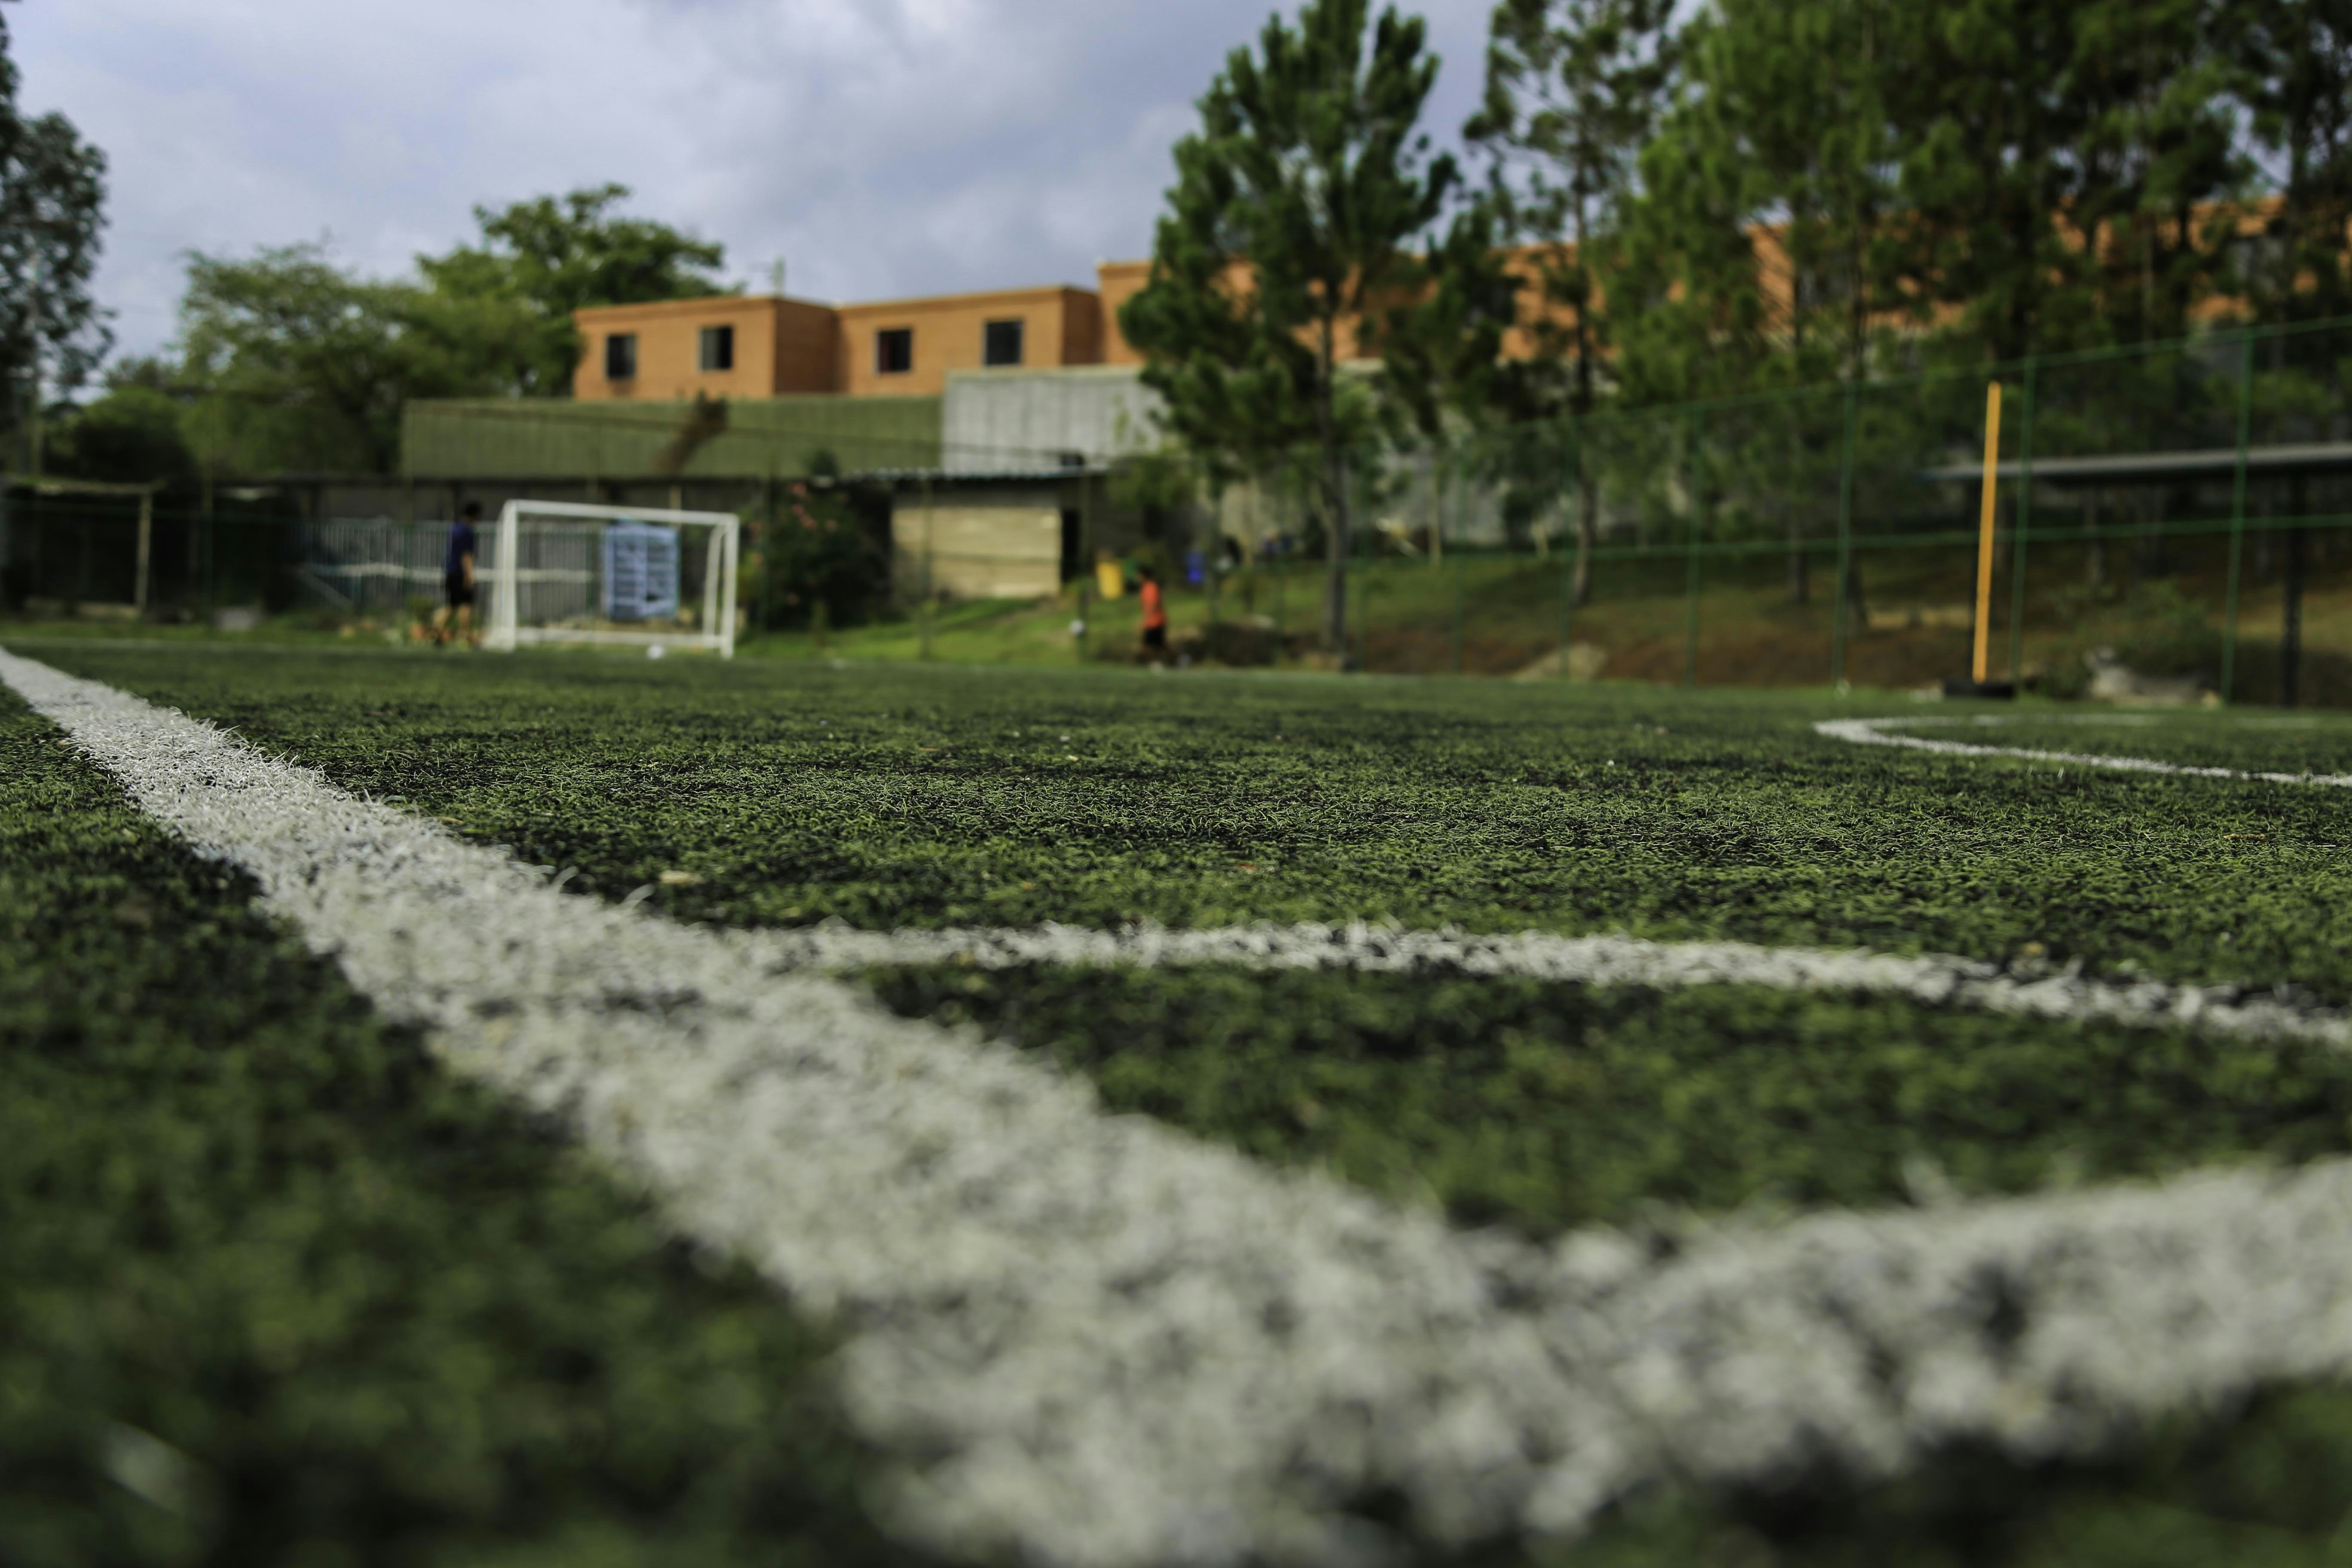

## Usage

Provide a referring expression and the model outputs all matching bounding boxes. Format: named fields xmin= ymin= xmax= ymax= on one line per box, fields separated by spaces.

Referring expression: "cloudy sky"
xmin=14 ymin=0 xmax=1495 ymax=363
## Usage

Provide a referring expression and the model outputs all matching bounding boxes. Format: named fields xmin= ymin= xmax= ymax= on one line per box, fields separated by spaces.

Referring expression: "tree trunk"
xmin=1571 ymin=470 xmax=1597 ymax=609
xmin=1843 ymin=549 xmax=1868 ymax=629
xmin=1317 ymin=320 xmax=1352 ymax=664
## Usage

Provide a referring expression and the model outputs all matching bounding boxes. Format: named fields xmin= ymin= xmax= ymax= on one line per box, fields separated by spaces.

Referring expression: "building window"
xmin=983 ymin=318 xmax=1024 ymax=367
xmin=699 ymin=324 xmax=735 ymax=372
xmin=876 ymin=327 xmax=913 ymax=375
xmin=604 ymin=332 xmax=637 ymax=380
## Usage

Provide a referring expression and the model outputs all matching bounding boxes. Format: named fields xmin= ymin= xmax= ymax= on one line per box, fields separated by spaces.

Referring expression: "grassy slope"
xmin=17 ymin=522 xmax=2352 ymax=701
xmin=20 ymin=643 xmax=2352 ymax=1563
xmin=0 ymin=691 xmax=913 ymax=1568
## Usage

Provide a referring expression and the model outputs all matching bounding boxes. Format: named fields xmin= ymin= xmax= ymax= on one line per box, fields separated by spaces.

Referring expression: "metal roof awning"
xmin=1920 ymin=442 xmax=2352 ymax=486
xmin=858 ymin=466 xmax=1104 ymax=484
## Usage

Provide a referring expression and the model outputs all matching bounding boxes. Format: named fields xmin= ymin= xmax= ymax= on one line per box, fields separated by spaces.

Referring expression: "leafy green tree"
xmin=1120 ymin=0 xmax=1455 ymax=659
xmin=418 ymin=184 xmax=729 ymax=397
xmin=175 ymin=244 xmax=536 ymax=474
xmin=45 ymin=378 xmax=194 ymax=486
xmin=0 ymin=1 xmax=110 ymax=467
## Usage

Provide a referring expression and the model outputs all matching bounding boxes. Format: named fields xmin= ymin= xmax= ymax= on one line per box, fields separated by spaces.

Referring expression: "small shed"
xmin=874 ymin=469 xmax=1119 ymax=602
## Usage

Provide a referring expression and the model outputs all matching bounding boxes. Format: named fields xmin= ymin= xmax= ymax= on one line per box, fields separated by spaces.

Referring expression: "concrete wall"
xmin=941 ymin=365 xmax=1166 ymax=474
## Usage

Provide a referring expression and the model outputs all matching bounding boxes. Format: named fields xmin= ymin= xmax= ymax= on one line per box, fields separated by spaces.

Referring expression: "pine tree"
xmin=1120 ymin=0 xmax=1455 ymax=661
xmin=2229 ymin=0 xmax=2352 ymax=321
xmin=1467 ymin=0 xmax=1676 ymax=601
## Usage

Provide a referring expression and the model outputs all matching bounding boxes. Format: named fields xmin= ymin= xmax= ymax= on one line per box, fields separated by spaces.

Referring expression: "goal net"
xmin=482 ymin=500 xmax=740 ymax=657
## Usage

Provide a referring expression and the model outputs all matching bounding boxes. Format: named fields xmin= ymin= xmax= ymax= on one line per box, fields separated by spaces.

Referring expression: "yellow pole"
xmin=1972 ymin=381 xmax=2003 ymax=685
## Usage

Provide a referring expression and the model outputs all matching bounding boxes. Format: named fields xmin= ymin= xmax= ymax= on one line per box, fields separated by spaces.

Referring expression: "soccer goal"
xmin=482 ymin=500 xmax=740 ymax=658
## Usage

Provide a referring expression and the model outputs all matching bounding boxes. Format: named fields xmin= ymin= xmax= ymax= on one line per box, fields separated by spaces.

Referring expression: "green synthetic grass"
xmin=19 ymin=641 xmax=2352 ymax=1564
xmin=39 ymin=645 xmax=2352 ymax=991
xmin=858 ymin=966 xmax=2352 ymax=1233
xmin=0 ymin=692 xmax=914 ymax=1568
xmin=25 ymin=642 xmax=2352 ymax=1230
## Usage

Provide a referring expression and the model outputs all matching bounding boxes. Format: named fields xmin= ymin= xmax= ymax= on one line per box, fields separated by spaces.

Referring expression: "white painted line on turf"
xmin=1818 ymin=713 xmax=2352 ymax=786
xmin=744 ymin=919 xmax=2352 ymax=1051
xmin=19 ymin=646 xmax=2352 ymax=1565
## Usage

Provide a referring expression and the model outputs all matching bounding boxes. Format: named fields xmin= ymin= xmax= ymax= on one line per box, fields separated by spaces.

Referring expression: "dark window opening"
xmin=876 ymin=328 xmax=913 ymax=375
xmin=699 ymin=324 xmax=735 ymax=372
xmin=983 ymin=318 xmax=1025 ymax=367
xmin=605 ymin=333 xmax=637 ymax=380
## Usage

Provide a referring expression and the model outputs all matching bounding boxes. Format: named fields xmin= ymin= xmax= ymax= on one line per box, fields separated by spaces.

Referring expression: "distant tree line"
xmin=42 ymin=186 xmax=728 ymax=484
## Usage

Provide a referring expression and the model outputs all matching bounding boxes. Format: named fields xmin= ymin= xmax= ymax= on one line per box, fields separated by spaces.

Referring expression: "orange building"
xmin=576 ymin=273 xmax=1129 ymax=402
xmin=570 ymin=260 xmax=1416 ymax=402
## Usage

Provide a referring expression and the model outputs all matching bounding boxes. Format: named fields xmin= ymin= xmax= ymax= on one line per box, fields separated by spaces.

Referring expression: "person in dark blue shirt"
xmin=433 ymin=502 xmax=481 ymax=646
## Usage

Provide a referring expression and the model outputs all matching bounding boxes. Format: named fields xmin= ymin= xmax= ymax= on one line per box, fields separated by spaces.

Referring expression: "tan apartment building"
xmin=569 ymin=260 xmax=1408 ymax=403
xmin=576 ymin=275 xmax=1126 ymax=402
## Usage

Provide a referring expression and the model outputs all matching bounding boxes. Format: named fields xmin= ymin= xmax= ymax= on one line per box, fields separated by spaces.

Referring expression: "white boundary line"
xmin=743 ymin=919 xmax=2352 ymax=1050
xmin=1817 ymin=713 xmax=2352 ymax=786
xmin=17 ymin=644 xmax=2352 ymax=1565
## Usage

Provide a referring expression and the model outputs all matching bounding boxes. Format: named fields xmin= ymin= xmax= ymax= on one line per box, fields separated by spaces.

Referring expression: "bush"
xmin=2040 ymin=582 xmax=2222 ymax=699
xmin=750 ymin=483 xmax=886 ymax=630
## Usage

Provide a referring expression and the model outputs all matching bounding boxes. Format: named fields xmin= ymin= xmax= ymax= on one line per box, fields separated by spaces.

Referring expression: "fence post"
xmin=1683 ymin=405 xmax=1705 ymax=688
xmin=2006 ymin=357 xmax=2037 ymax=683
xmin=1831 ymin=382 xmax=1858 ymax=691
xmin=1355 ymin=566 xmax=1370 ymax=672
xmin=1429 ymin=448 xmax=1444 ymax=572
xmin=2220 ymin=328 xmax=2255 ymax=705
xmin=134 ymin=490 xmax=153 ymax=619
xmin=919 ymin=472 xmax=934 ymax=661
xmin=1451 ymin=553 xmax=1465 ymax=675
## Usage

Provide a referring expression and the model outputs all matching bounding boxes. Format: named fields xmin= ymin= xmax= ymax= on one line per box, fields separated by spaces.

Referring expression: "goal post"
xmin=483 ymin=499 xmax=740 ymax=658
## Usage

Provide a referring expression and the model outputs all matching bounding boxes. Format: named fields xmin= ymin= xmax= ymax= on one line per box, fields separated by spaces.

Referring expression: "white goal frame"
xmin=484 ymin=499 xmax=740 ymax=658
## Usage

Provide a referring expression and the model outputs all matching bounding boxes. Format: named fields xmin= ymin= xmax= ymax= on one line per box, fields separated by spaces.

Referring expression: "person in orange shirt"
xmin=1137 ymin=564 xmax=1168 ymax=662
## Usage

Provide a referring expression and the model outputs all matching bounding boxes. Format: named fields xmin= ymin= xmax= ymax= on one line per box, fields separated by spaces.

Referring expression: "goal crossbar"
xmin=484 ymin=499 xmax=740 ymax=658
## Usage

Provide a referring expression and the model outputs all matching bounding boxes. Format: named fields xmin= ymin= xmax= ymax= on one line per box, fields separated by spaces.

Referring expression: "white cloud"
xmin=12 ymin=0 xmax=1493 ymax=359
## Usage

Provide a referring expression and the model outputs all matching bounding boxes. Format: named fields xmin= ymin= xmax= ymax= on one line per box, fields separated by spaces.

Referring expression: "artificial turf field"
xmin=14 ymin=640 xmax=2352 ymax=1566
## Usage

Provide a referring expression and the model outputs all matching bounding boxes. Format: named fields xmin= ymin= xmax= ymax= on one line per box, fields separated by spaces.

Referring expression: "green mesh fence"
xmin=9 ymin=318 xmax=2351 ymax=701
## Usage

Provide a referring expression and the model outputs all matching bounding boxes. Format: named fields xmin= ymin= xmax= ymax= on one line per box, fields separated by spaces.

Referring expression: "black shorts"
xmin=1142 ymin=624 xmax=1167 ymax=650
xmin=444 ymin=572 xmax=474 ymax=609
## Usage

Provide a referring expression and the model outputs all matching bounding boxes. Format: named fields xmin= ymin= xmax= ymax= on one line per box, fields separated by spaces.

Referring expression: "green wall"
xmin=402 ymin=395 xmax=942 ymax=479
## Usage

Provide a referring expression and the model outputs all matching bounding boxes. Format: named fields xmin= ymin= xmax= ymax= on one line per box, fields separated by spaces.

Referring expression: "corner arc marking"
xmin=1815 ymin=714 xmax=2352 ymax=788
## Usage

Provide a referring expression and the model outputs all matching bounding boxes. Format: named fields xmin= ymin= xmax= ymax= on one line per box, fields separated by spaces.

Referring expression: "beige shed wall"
xmin=891 ymin=505 xmax=1062 ymax=600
